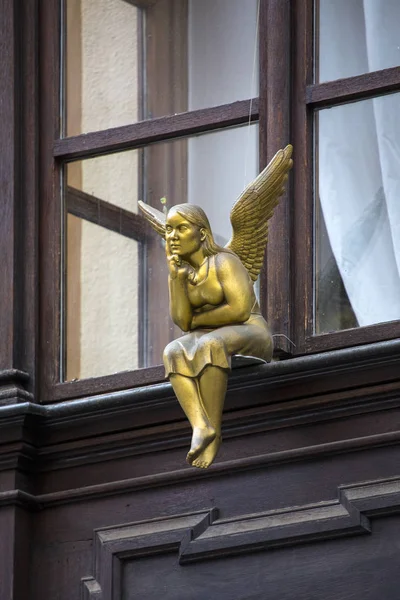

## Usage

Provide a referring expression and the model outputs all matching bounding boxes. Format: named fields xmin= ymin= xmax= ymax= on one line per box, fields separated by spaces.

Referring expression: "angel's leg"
xmin=191 ymin=366 xmax=228 ymax=469
xmin=169 ymin=374 xmax=216 ymax=463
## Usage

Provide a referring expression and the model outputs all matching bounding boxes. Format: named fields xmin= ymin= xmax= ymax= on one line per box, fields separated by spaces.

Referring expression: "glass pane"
xmin=187 ymin=0 xmax=259 ymax=111
xmin=66 ymin=215 xmax=140 ymax=381
xmin=67 ymin=151 xmax=140 ymax=211
xmin=316 ymin=0 xmax=400 ymax=83
xmin=64 ymin=0 xmax=141 ymax=136
xmin=63 ymin=124 xmax=259 ymax=379
xmin=64 ymin=0 xmax=259 ymax=135
xmin=315 ymin=93 xmax=400 ymax=334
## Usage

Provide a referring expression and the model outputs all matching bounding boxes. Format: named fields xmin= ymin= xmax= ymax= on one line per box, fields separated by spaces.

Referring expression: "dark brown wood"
xmin=0 ymin=511 xmax=13 ymax=598
xmin=143 ymin=0 xmax=188 ymax=366
xmin=2 ymin=339 xmax=400 ymax=599
xmin=53 ymin=99 xmax=259 ymax=160
xmin=123 ymin=0 xmax=159 ymax=8
xmin=52 ymin=364 xmax=166 ymax=401
xmin=307 ymin=65 xmax=400 ymax=109
xmin=39 ymin=0 xmax=62 ymax=399
xmin=313 ymin=0 xmax=320 ymax=84
xmin=0 ymin=0 xmax=39 ymax=401
xmin=291 ymin=0 xmax=314 ymax=353
xmin=66 ymin=186 xmax=150 ymax=242
xmin=20 ymin=0 xmax=40 ymax=396
xmin=296 ymin=12 xmax=400 ymax=354
xmin=2 ymin=3 xmax=400 ymax=600
xmin=306 ymin=319 xmax=400 ymax=353
xmin=0 ymin=0 xmax=20 ymax=371
xmin=259 ymin=0 xmax=293 ymax=355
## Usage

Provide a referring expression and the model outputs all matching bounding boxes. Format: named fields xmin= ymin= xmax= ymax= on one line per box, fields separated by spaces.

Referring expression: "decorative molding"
xmin=35 ymin=378 xmax=400 ymax=473
xmin=81 ymin=510 xmax=217 ymax=599
xmin=0 ymin=339 xmax=399 ymax=487
xmin=0 ymin=489 xmax=37 ymax=510
xmin=0 ymin=385 xmax=34 ymax=405
xmin=80 ymin=478 xmax=400 ymax=599
xmin=0 ymin=336 xmax=399 ymax=413
xmin=0 ymin=442 xmax=37 ymax=472
xmin=0 ymin=370 xmax=33 ymax=405
xmin=0 ymin=370 xmax=29 ymax=383
xmin=28 ymin=431 xmax=400 ymax=507
xmin=183 ymin=477 xmax=400 ymax=562
xmin=81 ymin=577 xmax=102 ymax=600
xmin=1 ymin=432 xmax=400 ymax=511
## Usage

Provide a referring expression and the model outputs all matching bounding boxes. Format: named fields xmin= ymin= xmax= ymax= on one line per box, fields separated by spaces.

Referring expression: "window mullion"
xmin=54 ymin=99 xmax=260 ymax=161
xmin=291 ymin=0 xmax=314 ymax=354
xmin=307 ymin=65 xmax=400 ymax=109
xmin=66 ymin=187 xmax=150 ymax=242
xmin=259 ymin=0 xmax=293 ymax=356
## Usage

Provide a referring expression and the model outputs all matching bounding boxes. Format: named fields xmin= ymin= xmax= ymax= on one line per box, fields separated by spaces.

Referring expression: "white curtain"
xmin=318 ymin=0 xmax=400 ymax=327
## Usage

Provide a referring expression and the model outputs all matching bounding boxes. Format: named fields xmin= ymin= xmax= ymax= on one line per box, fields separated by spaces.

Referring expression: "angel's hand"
xmin=166 ymin=247 xmax=192 ymax=281
xmin=167 ymin=254 xmax=184 ymax=279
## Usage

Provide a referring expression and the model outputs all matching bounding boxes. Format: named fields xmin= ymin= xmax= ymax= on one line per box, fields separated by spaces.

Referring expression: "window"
xmin=40 ymin=0 xmax=261 ymax=400
xmin=39 ymin=0 xmax=400 ymax=402
xmin=269 ymin=0 xmax=400 ymax=355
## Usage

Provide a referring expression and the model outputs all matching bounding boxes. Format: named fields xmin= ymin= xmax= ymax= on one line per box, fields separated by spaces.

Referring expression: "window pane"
xmin=64 ymin=0 xmax=141 ymax=136
xmin=63 ymin=0 xmax=259 ymax=135
xmin=63 ymin=124 xmax=259 ymax=379
xmin=66 ymin=151 xmax=140 ymax=211
xmin=315 ymin=93 xmax=400 ymax=333
xmin=187 ymin=0 xmax=259 ymax=111
xmin=66 ymin=215 xmax=140 ymax=381
xmin=316 ymin=0 xmax=400 ymax=83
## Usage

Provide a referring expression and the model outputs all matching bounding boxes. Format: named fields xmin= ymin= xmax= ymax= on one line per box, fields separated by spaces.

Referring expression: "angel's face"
xmin=165 ymin=210 xmax=205 ymax=259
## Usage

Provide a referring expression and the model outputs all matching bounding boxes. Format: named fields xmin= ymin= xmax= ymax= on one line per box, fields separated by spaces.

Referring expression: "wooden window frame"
xmin=39 ymin=0 xmax=261 ymax=402
xmin=264 ymin=0 xmax=400 ymax=358
xmin=39 ymin=0 xmax=400 ymax=403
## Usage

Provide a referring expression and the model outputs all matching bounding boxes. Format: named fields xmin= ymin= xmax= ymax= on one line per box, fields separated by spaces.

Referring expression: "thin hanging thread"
xmin=272 ymin=334 xmax=296 ymax=348
xmin=244 ymin=0 xmax=261 ymax=189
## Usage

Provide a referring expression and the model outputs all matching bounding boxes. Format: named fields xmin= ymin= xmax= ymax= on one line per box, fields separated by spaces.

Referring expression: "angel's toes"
xmin=196 ymin=460 xmax=210 ymax=469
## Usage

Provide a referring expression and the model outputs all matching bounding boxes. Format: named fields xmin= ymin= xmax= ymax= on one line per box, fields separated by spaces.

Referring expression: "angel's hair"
xmin=170 ymin=204 xmax=233 ymax=257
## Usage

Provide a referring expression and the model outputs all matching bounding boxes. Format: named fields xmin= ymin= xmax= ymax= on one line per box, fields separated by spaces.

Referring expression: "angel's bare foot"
xmin=192 ymin=435 xmax=221 ymax=469
xmin=186 ymin=426 xmax=216 ymax=465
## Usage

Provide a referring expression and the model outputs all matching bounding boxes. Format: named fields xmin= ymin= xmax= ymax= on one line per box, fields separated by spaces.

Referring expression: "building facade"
xmin=1 ymin=0 xmax=400 ymax=598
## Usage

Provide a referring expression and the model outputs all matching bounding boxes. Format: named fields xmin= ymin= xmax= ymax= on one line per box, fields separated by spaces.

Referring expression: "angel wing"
xmin=226 ymin=144 xmax=293 ymax=281
xmin=138 ymin=200 xmax=166 ymax=237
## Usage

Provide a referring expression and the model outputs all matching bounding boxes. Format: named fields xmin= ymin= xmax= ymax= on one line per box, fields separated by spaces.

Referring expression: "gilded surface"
xmin=139 ymin=145 xmax=293 ymax=468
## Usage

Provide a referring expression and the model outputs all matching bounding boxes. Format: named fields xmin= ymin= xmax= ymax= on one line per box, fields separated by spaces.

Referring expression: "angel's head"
xmin=166 ymin=204 xmax=229 ymax=259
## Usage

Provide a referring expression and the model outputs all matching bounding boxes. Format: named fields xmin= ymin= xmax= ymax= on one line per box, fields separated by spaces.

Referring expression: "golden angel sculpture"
xmin=139 ymin=145 xmax=293 ymax=469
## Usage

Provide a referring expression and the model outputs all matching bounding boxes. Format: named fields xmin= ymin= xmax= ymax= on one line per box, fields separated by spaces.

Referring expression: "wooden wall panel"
xmin=1 ymin=351 xmax=400 ymax=599
xmin=0 ymin=507 xmax=31 ymax=600
xmin=0 ymin=0 xmax=38 ymax=402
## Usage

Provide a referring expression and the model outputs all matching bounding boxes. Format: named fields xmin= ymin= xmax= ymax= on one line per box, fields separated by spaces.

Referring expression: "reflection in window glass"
xmin=315 ymin=93 xmax=400 ymax=333
xmin=64 ymin=0 xmax=259 ymax=135
xmin=64 ymin=125 xmax=259 ymax=379
xmin=316 ymin=0 xmax=400 ymax=83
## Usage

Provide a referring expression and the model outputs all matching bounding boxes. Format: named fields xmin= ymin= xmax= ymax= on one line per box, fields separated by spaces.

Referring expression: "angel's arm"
xmin=138 ymin=201 xmax=193 ymax=330
xmin=191 ymin=254 xmax=252 ymax=330
xmin=166 ymin=249 xmax=193 ymax=331
xmin=169 ymin=273 xmax=193 ymax=332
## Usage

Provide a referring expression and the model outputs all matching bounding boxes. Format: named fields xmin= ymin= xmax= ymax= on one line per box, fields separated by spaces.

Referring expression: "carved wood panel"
xmin=82 ymin=478 xmax=400 ymax=600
